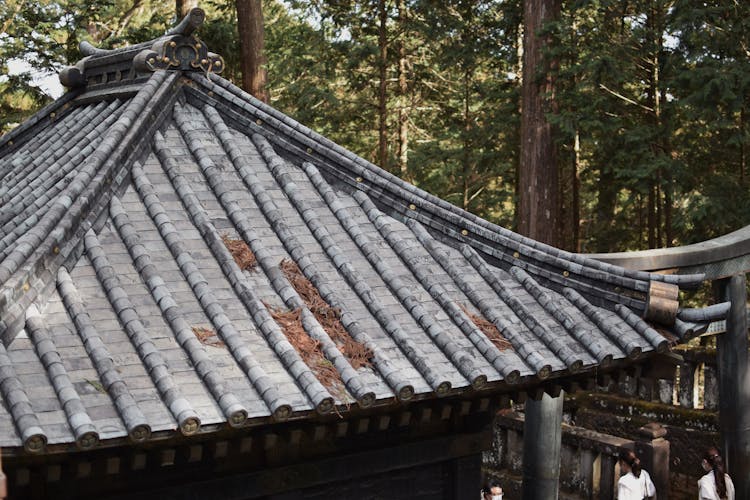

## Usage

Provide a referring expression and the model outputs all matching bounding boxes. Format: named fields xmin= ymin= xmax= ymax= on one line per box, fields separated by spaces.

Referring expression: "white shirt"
xmin=617 ymin=470 xmax=656 ymax=500
xmin=698 ymin=470 xmax=735 ymax=500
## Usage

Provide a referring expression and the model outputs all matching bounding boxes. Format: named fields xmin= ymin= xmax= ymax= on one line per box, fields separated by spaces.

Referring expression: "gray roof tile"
xmin=0 ymin=35 xmax=727 ymax=451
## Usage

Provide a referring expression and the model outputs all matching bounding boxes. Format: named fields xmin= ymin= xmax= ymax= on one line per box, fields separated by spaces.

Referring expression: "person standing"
xmin=488 ymin=480 xmax=503 ymax=500
xmin=481 ymin=480 xmax=503 ymax=500
xmin=698 ymin=447 xmax=735 ymax=500
xmin=617 ymin=449 xmax=656 ymax=500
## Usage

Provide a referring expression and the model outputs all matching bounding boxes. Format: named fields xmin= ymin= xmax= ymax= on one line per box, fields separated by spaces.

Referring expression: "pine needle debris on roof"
xmin=267 ymin=305 xmax=344 ymax=393
xmin=460 ymin=304 xmax=514 ymax=351
xmin=192 ymin=326 xmax=225 ymax=348
xmin=222 ymin=234 xmax=257 ymax=271
xmin=280 ymin=258 xmax=373 ymax=369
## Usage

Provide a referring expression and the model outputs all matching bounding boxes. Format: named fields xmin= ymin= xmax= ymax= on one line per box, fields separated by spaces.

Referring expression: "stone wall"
xmin=566 ymin=392 xmax=719 ymax=480
xmin=484 ymin=412 xmax=633 ymax=500
xmin=483 ymin=392 xmax=719 ymax=499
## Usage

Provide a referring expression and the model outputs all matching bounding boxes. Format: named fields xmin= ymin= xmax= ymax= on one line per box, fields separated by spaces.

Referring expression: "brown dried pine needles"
xmin=222 ymin=234 xmax=257 ymax=271
xmin=280 ymin=259 xmax=373 ymax=369
xmin=192 ymin=326 xmax=225 ymax=348
xmin=461 ymin=304 xmax=513 ymax=351
xmin=267 ymin=305 xmax=344 ymax=393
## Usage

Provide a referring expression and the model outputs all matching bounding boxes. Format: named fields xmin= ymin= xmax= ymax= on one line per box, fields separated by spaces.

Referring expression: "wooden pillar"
xmin=521 ymin=392 xmax=563 ymax=500
xmin=715 ymin=274 xmax=750 ymax=499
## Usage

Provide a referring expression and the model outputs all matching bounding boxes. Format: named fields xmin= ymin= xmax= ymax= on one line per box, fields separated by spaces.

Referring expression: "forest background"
xmin=1 ymin=0 xmax=749 ymax=255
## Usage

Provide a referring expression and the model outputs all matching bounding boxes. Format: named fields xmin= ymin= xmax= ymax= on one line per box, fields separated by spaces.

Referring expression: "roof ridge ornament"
xmin=644 ymin=280 xmax=679 ymax=325
xmin=59 ymin=7 xmax=224 ymax=89
xmin=133 ymin=8 xmax=224 ymax=74
xmin=166 ymin=7 xmax=206 ymax=36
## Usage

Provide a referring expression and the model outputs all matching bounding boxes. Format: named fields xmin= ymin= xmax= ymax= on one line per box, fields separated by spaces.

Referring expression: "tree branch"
xmin=598 ymin=83 xmax=654 ymax=113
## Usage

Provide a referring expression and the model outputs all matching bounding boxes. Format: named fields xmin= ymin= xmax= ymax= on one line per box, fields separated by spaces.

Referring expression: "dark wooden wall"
xmin=267 ymin=455 xmax=480 ymax=500
xmin=2 ymin=396 xmax=497 ymax=500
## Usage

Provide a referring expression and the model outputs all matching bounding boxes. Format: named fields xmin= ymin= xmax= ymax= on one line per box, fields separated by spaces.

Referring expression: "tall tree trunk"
xmin=646 ymin=0 xmax=672 ymax=248
xmin=638 ymin=193 xmax=644 ymax=244
xmin=236 ymin=0 xmax=268 ymax=103
xmin=176 ymin=0 xmax=197 ymax=20
xmin=462 ymin=66 xmax=472 ymax=210
xmin=648 ymin=183 xmax=656 ymax=248
xmin=741 ymin=106 xmax=746 ymax=184
xmin=594 ymin=165 xmax=618 ymax=252
xmin=396 ymin=0 xmax=409 ymax=179
xmin=514 ymin=22 xmax=524 ymax=230
xmin=518 ymin=0 xmax=561 ymax=246
xmin=378 ymin=0 xmax=389 ymax=171
xmin=661 ymin=85 xmax=674 ymax=247
xmin=572 ymin=130 xmax=580 ymax=251
xmin=560 ymin=17 xmax=580 ymax=252
xmin=656 ymin=181 xmax=662 ymax=246
xmin=664 ymin=171 xmax=673 ymax=247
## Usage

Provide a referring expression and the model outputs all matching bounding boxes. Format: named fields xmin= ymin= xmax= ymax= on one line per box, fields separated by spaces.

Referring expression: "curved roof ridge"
xmin=588 ymin=223 xmax=750 ymax=279
xmin=189 ymin=73 xmax=705 ymax=302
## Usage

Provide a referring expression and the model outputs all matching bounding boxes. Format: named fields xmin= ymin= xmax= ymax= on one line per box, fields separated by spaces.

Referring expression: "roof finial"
xmin=58 ymin=6 xmax=223 ymax=89
xmin=167 ymin=7 xmax=206 ymax=36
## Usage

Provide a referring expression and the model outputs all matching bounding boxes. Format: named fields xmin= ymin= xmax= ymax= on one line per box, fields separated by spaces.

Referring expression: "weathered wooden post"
xmin=521 ymin=392 xmax=563 ymax=500
xmin=714 ymin=274 xmax=750 ymax=499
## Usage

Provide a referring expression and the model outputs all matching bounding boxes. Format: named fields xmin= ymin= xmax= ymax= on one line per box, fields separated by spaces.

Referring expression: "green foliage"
xmin=407 ymin=0 xmax=520 ymax=225
xmin=549 ymin=0 xmax=750 ymax=251
xmin=668 ymin=0 xmax=750 ymax=243
xmin=0 ymin=74 xmax=50 ymax=133
xmin=267 ymin=0 xmax=522 ymax=225
xmin=0 ymin=0 xmax=174 ymax=131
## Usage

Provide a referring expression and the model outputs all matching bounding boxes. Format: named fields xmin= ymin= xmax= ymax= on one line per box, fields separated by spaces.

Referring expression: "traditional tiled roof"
xmin=0 ymin=9 xmax=728 ymax=453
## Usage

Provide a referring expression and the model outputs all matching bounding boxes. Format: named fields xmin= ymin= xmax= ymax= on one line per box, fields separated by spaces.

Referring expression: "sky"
xmin=7 ymin=58 xmax=65 ymax=99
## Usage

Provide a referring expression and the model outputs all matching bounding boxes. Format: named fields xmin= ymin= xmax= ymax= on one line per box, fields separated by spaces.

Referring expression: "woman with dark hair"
xmin=699 ymin=447 xmax=735 ymax=500
xmin=480 ymin=480 xmax=503 ymax=500
xmin=617 ymin=449 xmax=656 ymax=500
